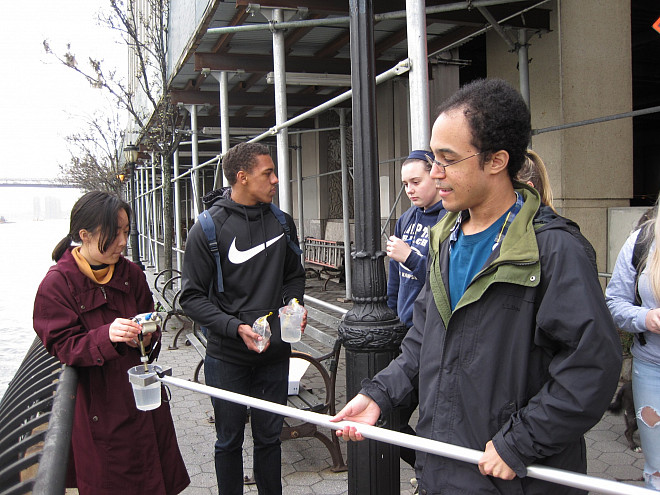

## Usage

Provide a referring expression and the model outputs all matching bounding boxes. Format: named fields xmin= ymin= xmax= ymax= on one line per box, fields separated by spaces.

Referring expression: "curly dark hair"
xmin=435 ymin=78 xmax=531 ymax=180
xmin=222 ymin=142 xmax=271 ymax=185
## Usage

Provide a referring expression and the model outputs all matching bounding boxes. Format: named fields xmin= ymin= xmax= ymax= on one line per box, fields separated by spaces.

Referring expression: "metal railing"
xmin=0 ymin=338 xmax=77 ymax=495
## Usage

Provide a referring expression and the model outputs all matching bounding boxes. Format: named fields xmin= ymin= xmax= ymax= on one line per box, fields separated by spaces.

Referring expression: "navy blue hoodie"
xmin=180 ymin=189 xmax=305 ymax=365
xmin=387 ymin=201 xmax=446 ymax=328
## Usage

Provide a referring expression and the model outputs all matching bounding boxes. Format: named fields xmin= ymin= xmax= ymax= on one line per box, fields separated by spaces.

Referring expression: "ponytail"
xmin=52 ymin=234 xmax=73 ymax=262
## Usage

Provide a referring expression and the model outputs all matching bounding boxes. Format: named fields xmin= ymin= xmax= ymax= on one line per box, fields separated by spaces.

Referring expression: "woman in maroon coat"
xmin=33 ymin=191 xmax=189 ymax=495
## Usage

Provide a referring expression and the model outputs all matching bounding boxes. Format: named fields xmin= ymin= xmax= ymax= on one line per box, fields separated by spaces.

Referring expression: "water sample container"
xmin=279 ymin=305 xmax=304 ymax=343
xmin=127 ymin=364 xmax=162 ymax=411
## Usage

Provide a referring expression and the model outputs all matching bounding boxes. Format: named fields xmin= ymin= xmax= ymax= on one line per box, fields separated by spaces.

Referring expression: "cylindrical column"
xmin=518 ymin=29 xmax=530 ymax=109
xmin=151 ymin=153 xmax=159 ymax=271
xmin=295 ymin=133 xmax=305 ymax=265
xmin=190 ymin=104 xmax=202 ymax=217
xmin=339 ymin=108 xmax=353 ymax=301
xmin=406 ymin=0 xmax=431 ymax=149
xmin=340 ymin=1 xmax=407 ymax=494
xmin=139 ymin=166 xmax=147 ymax=261
xmin=129 ymin=161 xmax=144 ymax=269
xmin=272 ymin=8 xmax=292 ymax=213
xmin=174 ymin=149 xmax=183 ymax=271
xmin=218 ymin=71 xmax=230 ymax=188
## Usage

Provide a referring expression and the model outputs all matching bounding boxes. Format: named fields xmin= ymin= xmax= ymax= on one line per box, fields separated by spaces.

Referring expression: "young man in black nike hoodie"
xmin=180 ymin=142 xmax=306 ymax=495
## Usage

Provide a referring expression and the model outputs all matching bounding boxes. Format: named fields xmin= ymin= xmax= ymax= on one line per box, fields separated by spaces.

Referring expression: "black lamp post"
xmin=123 ymin=144 xmax=144 ymax=270
xmin=338 ymin=1 xmax=407 ymax=494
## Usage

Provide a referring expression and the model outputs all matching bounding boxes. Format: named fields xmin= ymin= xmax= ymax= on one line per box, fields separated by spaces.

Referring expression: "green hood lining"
xmin=428 ymin=183 xmax=542 ymax=326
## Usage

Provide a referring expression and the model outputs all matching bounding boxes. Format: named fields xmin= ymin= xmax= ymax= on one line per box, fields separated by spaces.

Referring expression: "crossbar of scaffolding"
xmin=206 ymin=0 xmax=539 ymax=36
xmin=533 ymin=105 xmax=660 ymax=135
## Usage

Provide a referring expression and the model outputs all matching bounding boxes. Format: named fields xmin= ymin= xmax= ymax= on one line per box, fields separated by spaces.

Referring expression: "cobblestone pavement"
xmin=149 ymin=272 xmax=645 ymax=494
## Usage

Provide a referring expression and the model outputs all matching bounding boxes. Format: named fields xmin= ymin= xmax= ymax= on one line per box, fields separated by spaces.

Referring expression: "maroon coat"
xmin=33 ymin=248 xmax=189 ymax=495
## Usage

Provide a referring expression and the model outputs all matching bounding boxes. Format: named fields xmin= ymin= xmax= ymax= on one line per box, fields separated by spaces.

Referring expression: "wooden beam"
xmin=187 ymin=115 xmax=316 ymax=130
xmin=211 ymin=6 xmax=249 ymax=53
xmin=195 ymin=52 xmax=393 ymax=74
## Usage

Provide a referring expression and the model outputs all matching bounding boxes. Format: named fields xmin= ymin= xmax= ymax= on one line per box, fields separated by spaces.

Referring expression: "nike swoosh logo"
xmin=227 ymin=234 xmax=284 ymax=264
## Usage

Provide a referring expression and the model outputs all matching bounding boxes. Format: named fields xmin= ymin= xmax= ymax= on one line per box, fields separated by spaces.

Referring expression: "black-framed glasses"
xmin=426 ymin=150 xmax=486 ymax=172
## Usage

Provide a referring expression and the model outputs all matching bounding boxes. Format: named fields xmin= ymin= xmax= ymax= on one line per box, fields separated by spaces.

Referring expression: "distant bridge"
xmin=0 ymin=178 xmax=78 ymax=189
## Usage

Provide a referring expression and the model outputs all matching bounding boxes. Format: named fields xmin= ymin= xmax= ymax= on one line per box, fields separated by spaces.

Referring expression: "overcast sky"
xmin=0 ymin=1 xmax=126 ymax=180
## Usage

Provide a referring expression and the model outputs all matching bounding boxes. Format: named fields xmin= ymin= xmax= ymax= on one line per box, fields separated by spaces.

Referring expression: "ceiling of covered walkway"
xmin=168 ymin=0 xmax=551 ymax=137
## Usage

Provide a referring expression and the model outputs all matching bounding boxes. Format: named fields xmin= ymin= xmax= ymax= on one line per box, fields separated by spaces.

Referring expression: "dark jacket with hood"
xmin=361 ymin=184 xmax=621 ymax=494
xmin=180 ymin=188 xmax=305 ymax=365
xmin=387 ymin=200 xmax=446 ymax=328
xmin=33 ymin=249 xmax=190 ymax=495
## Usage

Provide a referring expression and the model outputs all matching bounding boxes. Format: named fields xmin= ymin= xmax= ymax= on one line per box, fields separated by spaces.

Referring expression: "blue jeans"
xmin=633 ymin=357 xmax=660 ymax=490
xmin=204 ymin=356 xmax=289 ymax=495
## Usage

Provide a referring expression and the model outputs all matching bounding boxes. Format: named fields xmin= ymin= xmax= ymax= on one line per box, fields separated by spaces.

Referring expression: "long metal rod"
xmin=179 ymin=126 xmax=341 ymax=145
xmin=339 ymin=108 xmax=352 ymax=300
xmin=219 ymin=70 xmax=230 ymax=187
xmin=429 ymin=0 xmax=552 ymax=57
xmin=381 ymin=184 xmax=406 ymax=239
xmin=173 ymin=149 xmax=183 ymax=270
xmin=518 ymin=29 xmax=530 ymax=108
xmin=158 ymin=376 xmax=657 ymax=495
xmin=304 ymin=295 xmax=347 ymax=315
xmin=272 ymin=8 xmax=292 ymax=214
xmin=534 ymin=105 xmax=660 ymax=135
xmin=477 ymin=6 xmax=516 ymax=50
xmin=247 ymin=60 xmax=410 ymax=145
xmin=150 ymin=154 xmax=158 ymax=269
xmin=295 ymin=133 xmax=305 ymax=265
xmin=190 ymin=105 xmax=202 ymax=218
xmin=406 ymin=0 xmax=431 ymax=149
xmin=206 ymin=0 xmax=537 ymax=35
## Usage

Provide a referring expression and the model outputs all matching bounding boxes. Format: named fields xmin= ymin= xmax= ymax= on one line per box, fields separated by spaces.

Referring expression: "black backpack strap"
xmin=198 ymin=209 xmax=224 ymax=293
xmin=269 ymin=203 xmax=303 ymax=256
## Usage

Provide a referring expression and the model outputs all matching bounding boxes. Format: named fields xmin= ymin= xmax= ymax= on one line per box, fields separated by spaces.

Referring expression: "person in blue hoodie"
xmin=386 ymin=149 xmax=446 ymax=468
xmin=387 ymin=150 xmax=446 ymax=328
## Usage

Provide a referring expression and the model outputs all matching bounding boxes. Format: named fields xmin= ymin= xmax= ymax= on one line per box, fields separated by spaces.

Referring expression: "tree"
xmin=44 ymin=0 xmax=183 ymax=271
xmin=60 ymin=110 xmax=126 ymax=195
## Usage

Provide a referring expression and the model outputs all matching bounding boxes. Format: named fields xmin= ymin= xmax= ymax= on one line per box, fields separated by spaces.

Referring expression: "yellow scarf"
xmin=72 ymin=247 xmax=115 ymax=285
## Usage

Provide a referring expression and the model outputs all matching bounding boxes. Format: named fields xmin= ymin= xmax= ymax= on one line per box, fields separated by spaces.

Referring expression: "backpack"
xmin=197 ymin=202 xmax=302 ymax=293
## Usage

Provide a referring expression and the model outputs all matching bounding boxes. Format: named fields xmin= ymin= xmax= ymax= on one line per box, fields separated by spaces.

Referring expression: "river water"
xmin=0 ymin=187 xmax=82 ymax=400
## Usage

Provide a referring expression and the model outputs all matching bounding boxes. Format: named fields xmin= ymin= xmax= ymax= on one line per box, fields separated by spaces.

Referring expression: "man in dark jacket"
xmin=332 ymin=79 xmax=622 ymax=494
xmin=180 ymin=142 xmax=306 ymax=495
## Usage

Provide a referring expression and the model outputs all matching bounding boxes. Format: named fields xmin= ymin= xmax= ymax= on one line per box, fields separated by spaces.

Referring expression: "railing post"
xmin=339 ymin=1 xmax=407 ymax=494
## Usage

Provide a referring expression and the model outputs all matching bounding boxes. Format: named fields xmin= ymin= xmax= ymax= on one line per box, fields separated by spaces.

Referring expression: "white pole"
xmin=158 ymin=375 xmax=656 ymax=495
xmin=406 ymin=0 xmax=431 ymax=149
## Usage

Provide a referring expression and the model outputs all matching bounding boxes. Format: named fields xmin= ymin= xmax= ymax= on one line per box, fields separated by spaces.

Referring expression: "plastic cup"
xmin=279 ymin=306 xmax=304 ymax=343
xmin=127 ymin=364 xmax=162 ymax=411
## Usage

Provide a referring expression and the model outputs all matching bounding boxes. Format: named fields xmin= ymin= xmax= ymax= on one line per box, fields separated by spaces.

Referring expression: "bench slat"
xmin=187 ymin=333 xmax=206 ymax=358
xmin=291 ymin=340 xmax=323 ymax=359
xmin=303 ymin=324 xmax=337 ymax=349
xmin=305 ymin=307 xmax=341 ymax=331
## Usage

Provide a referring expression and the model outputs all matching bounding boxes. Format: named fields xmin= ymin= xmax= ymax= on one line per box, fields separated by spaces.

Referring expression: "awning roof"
xmin=168 ymin=0 xmax=551 ymax=132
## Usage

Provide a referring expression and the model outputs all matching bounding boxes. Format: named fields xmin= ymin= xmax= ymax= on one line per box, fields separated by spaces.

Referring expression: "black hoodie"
xmin=180 ymin=189 xmax=305 ymax=365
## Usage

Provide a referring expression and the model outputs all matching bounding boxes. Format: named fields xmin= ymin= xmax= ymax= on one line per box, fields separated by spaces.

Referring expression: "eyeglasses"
xmin=426 ymin=150 xmax=486 ymax=172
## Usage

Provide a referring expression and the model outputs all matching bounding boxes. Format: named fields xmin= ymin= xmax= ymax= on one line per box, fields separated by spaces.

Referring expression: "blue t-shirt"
xmin=449 ymin=211 xmax=508 ymax=311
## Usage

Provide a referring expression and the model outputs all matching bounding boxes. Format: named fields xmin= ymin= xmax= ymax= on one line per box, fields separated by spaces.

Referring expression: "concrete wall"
xmin=487 ymin=0 xmax=632 ymax=272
